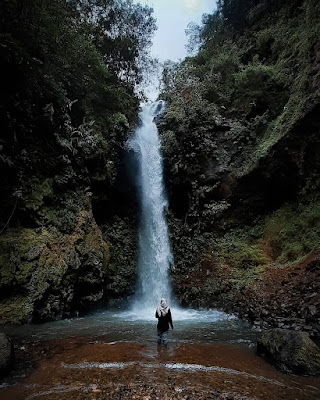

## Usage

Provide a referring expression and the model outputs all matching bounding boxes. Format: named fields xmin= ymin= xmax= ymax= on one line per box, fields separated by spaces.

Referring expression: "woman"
xmin=155 ymin=298 xmax=173 ymax=347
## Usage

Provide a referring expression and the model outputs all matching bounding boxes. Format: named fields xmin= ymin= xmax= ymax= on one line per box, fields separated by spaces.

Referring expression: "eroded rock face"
xmin=0 ymin=333 xmax=12 ymax=373
xmin=257 ymin=329 xmax=320 ymax=375
xmin=0 ymin=196 xmax=110 ymax=323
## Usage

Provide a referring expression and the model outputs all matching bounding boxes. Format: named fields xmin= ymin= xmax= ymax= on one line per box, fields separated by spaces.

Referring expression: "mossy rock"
xmin=257 ymin=328 xmax=320 ymax=375
xmin=24 ymin=177 xmax=53 ymax=212
xmin=0 ymin=296 xmax=33 ymax=324
xmin=0 ymin=228 xmax=46 ymax=290
xmin=0 ymin=333 xmax=13 ymax=374
xmin=0 ymin=198 xmax=110 ymax=323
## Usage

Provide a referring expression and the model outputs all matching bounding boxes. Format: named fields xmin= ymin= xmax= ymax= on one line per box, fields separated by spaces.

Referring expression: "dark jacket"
xmin=155 ymin=308 xmax=173 ymax=332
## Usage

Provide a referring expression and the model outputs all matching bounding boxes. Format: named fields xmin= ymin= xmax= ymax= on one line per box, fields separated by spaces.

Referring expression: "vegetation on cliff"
xmin=0 ymin=0 xmax=156 ymax=322
xmin=1 ymin=0 xmax=319 ymax=334
xmin=159 ymin=0 xmax=320 ymax=336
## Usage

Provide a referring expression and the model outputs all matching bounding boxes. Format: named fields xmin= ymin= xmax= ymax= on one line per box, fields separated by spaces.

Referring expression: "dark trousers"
xmin=157 ymin=329 xmax=168 ymax=346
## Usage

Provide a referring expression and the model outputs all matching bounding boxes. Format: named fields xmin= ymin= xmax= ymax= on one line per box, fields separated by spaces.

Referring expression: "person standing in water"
xmin=155 ymin=298 xmax=173 ymax=347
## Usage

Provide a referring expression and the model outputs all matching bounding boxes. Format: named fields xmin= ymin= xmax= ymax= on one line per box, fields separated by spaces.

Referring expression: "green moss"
xmin=264 ymin=195 xmax=320 ymax=263
xmin=212 ymin=228 xmax=269 ymax=270
xmin=158 ymin=0 xmax=320 ymax=309
xmin=210 ymin=194 xmax=320 ymax=271
xmin=232 ymin=60 xmax=286 ymax=118
xmin=0 ymin=201 xmax=110 ymax=323
xmin=295 ymin=334 xmax=320 ymax=374
xmin=258 ymin=329 xmax=320 ymax=375
xmin=25 ymin=178 xmax=53 ymax=212
xmin=201 ymin=225 xmax=269 ymax=299
xmin=0 ymin=228 xmax=44 ymax=289
xmin=0 ymin=295 xmax=33 ymax=324
xmin=244 ymin=0 xmax=320 ymax=171
xmin=199 ymin=194 xmax=320 ymax=303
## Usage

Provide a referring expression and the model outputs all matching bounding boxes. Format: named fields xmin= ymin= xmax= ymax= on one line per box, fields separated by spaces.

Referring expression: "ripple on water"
xmin=61 ymin=360 xmax=288 ymax=388
xmin=116 ymin=307 xmax=235 ymax=322
xmin=0 ymin=307 xmax=255 ymax=346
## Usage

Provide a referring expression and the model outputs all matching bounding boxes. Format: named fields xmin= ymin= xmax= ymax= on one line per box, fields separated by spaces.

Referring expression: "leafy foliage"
xmin=70 ymin=0 xmax=156 ymax=87
xmin=0 ymin=0 xmax=156 ymax=320
xmin=0 ymin=0 xmax=156 ymax=231
xmin=160 ymin=0 xmax=320 ymax=306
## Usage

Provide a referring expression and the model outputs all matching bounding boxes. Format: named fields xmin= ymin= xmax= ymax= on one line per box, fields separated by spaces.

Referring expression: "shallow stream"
xmin=1 ymin=308 xmax=320 ymax=400
xmin=1 ymin=102 xmax=319 ymax=399
xmin=0 ymin=308 xmax=253 ymax=345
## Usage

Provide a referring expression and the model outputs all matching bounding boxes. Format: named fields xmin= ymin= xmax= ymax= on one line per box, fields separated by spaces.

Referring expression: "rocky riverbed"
xmin=1 ymin=334 xmax=320 ymax=400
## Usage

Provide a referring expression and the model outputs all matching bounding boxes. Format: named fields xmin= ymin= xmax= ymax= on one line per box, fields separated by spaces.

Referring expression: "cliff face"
xmin=0 ymin=0 xmax=155 ymax=322
xmin=0 ymin=198 xmax=108 ymax=323
xmin=159 ymin=0 xmax=320 ymax=337
xmin=1 ymin=0 xmax=320 ymax=331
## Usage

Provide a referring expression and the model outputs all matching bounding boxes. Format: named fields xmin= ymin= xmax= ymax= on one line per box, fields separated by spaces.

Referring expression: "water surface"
xmin=1 ymin=308 xmax=256 ymax=346
xmin=1 ymin=312 xmax=320 ymax=400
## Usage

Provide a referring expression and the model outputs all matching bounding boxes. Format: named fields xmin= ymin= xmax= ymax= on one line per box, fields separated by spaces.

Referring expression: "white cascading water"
xmin=124 ymin=100 xmax=232 ymax=323
xmin=128 ymin=100 xmax=173 ymax=311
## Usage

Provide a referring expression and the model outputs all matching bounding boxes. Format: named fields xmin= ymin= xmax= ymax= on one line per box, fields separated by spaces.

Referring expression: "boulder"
xmin=257 ymin=328 xmax=320 ymax=375
xmin=0 ymin=198 xmax=110 ymax=323
xmin=0 ymin=333 xmax=13 ymax=373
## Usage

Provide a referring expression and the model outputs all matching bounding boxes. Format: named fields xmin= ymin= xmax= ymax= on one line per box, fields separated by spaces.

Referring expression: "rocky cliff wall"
xmin=0 ymin=0 xmax=146 ymax=323
xmin=159 ymin=0 xmax=320 ymax=338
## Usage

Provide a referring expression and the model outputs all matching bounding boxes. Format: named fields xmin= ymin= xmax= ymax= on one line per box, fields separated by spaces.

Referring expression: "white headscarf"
xmin=156 ymin=298 xmax=169 ymax=317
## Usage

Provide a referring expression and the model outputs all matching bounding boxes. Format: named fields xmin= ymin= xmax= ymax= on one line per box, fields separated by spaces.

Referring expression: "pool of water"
xmin=2 ymin=307 xmax=320 ymax=400
xmin=0 ymin=307 xmax=257 ymax=346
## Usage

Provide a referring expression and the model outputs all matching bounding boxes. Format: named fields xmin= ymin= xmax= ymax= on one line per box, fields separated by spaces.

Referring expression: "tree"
xmin=69 ymin=0 xmax=157 ymax=88
xmin=0 ymin=0 xmax=156 ymax=230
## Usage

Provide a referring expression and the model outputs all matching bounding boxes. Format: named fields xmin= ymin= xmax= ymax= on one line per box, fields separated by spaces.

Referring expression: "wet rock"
xmin=0 ymin=333 xmax=13 ymax=374
xmin=257 ymin=328 xmax=320 ymax=375
xmin=0 ymin=199 xmax=112 ymax=323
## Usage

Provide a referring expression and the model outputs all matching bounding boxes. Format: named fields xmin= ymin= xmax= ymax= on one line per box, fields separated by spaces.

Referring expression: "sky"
xmin=132 ymin=0 xmax=216 ymax=99
xmin=135 ymin=0 xmax=216 ymax=62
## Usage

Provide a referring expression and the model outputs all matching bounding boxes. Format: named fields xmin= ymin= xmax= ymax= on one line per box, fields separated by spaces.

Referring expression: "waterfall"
xmin=128 ymin=100 xmax=173 ymax=310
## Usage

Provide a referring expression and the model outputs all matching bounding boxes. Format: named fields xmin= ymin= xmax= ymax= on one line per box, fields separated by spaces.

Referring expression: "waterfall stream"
xmin=0 ymin=102 xmax=269 ymax=400
xmin=128 ymin=101 xmax=173 ymax=310
xmin=1 ymin=102 xmax=240 ymax=342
